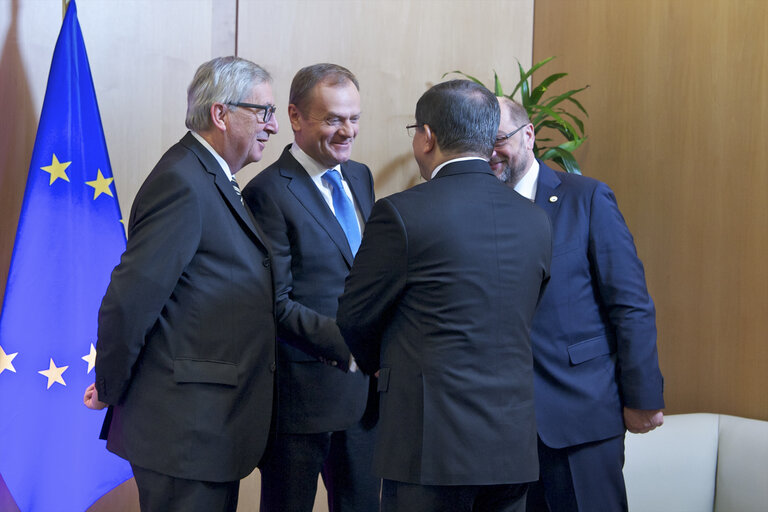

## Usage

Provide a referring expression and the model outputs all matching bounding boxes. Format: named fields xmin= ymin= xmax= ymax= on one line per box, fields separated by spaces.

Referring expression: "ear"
xmin=288 ymin=104 xmax=303 ymax=132
xmin=523 ymin=123 xmax=535 ymax=151
xmin=210 ymin=103 xmax=228 ymax=131
xmin=421 ymin=124 xmax=436 ymax=153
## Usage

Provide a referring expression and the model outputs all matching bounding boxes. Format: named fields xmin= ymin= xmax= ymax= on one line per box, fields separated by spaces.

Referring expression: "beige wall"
xmin=0 ymin=1 xmax=533 ymax=510
xmin=234 ymin=0 xmax=534 ymax=197
xmin=533 ymin=0 xmax=768 ymax=421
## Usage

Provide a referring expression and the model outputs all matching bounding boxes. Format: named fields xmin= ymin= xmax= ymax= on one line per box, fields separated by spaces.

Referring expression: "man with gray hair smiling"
xmin=83 ymin=56 xmax=279 ymax=511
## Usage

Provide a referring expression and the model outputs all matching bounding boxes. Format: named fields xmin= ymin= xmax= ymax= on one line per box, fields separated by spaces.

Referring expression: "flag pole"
xmin=62 ymin=0 xmax=70 ymax=20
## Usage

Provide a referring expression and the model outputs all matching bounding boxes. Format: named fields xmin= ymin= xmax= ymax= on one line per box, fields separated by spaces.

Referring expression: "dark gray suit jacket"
xmin=243 ymin=145 xmax=375 ymax=434
xmin=338 ymin=159 xmax=552 ymax=485
xmin=95 ymin=132 xmax=276 ymax=482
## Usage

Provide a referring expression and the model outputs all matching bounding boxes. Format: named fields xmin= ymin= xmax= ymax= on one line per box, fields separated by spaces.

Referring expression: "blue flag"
xmin=0 ymin=1 xmax=134 ymax=510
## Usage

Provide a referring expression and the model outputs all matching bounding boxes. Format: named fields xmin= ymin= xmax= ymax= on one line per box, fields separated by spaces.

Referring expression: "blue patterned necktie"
xmin=323 ymin=169 xmax=361 ymax=255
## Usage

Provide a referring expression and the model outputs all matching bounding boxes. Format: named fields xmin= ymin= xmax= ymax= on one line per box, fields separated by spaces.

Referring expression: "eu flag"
xmin=0 ymin=1 xmax=134 ymax=510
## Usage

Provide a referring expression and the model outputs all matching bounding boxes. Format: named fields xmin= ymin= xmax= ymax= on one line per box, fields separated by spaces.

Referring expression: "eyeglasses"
xmin=494 ymin=124 xmax=528 ymax=146
xmin=406 ymin=124 xmax=421 ymax=137
xmin=228 ymin=102 xmax=277 ymax=123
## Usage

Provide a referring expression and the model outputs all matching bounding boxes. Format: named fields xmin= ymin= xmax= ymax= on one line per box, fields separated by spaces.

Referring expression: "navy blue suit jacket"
xmin=243 ymin=145 xmax=375 ymax=434
xmin=530 ymin=161 xmax=664 ymax=449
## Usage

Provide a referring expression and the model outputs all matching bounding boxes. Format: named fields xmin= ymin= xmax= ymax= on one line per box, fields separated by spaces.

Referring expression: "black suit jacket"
xmin=243 ymin=145 xmax=375 ymax=434
xmin=95 ymin=132 xmax=276 ymax=482
xmin=337 ymin=160 xmax=552 ymax=485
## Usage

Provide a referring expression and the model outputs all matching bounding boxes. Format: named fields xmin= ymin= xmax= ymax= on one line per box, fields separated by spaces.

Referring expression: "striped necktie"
xmin=230 ymin=177 xmax=244 ymax=205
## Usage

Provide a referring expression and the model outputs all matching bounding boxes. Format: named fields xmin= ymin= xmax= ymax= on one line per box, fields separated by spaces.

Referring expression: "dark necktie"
xmin=230 ymin=177 xmax=243 ymax=205
xmin=323 ymin=169 xmax=361 ymax=255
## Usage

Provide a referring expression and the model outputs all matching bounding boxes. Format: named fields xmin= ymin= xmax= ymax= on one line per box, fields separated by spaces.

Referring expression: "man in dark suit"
xmin=336 ymin=80 xmax=552 ymax=512
xmin=82 ymin=56 xmax=279 ymax=512
xmin=242 ymin=63 xmax=379 ymax=512
xmin=490 ymin=97 xmax=665 ymax=512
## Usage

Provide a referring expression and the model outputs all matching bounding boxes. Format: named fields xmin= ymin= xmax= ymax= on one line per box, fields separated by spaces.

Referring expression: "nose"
xmin=338 ymin=119 xmax=355 ymax=138
xmin=265 ymin=115 xmax=279 ymax=135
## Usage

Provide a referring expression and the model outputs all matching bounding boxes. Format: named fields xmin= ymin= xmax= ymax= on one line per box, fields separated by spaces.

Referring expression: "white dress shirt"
xmin=289 ymin=143 xmax=364 ymax=233
xmin=514 ymin=159 xmax=540 ymax=201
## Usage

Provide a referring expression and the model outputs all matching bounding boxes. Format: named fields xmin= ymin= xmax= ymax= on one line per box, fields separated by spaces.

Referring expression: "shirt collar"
xmin=430 ymin=156 xmax=487 ymax=179
xmin=191 ymin=131 xmax=234 ymax=181
xmin=513 ymin=159 xmax=540 ymax=201
xmin=290 ymin=143 xmax=341 ymax=178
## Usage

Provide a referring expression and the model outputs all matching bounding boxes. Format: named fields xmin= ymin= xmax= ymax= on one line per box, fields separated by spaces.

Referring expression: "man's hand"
xmin=83 ymin=383 xmax=108 ymax=410
xmin=623 ymin=407 xmax=664 ymax=434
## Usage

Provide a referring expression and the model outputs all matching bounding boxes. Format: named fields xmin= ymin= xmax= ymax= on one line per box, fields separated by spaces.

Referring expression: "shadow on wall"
xmin=0 ymin=0 xmax=37 ymax=317
xmin=375 ymin=152 xmax=422 ymax=197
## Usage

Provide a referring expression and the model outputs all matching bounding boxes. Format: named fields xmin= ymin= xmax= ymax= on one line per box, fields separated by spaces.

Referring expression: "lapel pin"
xmin=549 ymin=195 xmax=558 ymax=203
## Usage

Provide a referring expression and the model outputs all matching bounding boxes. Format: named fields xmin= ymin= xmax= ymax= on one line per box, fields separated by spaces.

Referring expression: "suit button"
xmin=269 ymin=362 xmax=276 ymax=372
xmin=262 ymin=258 xmax=270 ymax=268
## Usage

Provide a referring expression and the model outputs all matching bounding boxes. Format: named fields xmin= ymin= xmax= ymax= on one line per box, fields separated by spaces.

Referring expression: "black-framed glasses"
xmin=228 ymin=102 xmax=277 ymax=123
xmin=494 ymin=124 xmax=528 ymax=146
xmin=406 ymin=124 xmax=421 ymax=137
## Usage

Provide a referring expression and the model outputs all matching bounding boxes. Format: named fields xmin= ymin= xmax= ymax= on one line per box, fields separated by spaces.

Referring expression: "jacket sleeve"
xmin=244 ymin=179 xmax=354 ymax=368
xmin=588 ymin=182 xmax=665 ymax=409
xmin=95 ymin=168 xmax=201 ymax=404
xmin=337 ymin=198 xmax=408 ymax=375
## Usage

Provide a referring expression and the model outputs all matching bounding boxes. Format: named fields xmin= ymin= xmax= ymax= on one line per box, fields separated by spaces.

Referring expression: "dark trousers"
xmin=259 ymin=420 xmax=379 ymax=512
xmin=381 ymin=479 xmax=528 ymax=512
xmin=130 ymin=463 xmax=239 ymax=512
xmin=526 ymin=434 xmax=627 ymax=512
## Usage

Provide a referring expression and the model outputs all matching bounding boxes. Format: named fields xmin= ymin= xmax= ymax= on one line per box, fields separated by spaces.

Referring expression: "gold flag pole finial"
xmin=62 ymin=0 xmax=70 ymax=20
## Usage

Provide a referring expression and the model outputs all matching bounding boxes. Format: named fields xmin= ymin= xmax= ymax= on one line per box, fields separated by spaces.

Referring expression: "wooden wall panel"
xmin=533 ymin=0 xmax=768 ymax=420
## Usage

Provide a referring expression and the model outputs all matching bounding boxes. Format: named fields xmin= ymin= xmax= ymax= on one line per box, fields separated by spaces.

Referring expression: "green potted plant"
xmin=445 ymin=56 xmax=588 ymax=174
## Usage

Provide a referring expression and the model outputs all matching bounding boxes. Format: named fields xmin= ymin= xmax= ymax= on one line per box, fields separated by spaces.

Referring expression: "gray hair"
xmin=415 ymin=79 xmax=500 ymax=158
xmin=185 ymin=56 xmax=272 ymax=132
xmin=289 ymin=63 xmax=359 ymax=114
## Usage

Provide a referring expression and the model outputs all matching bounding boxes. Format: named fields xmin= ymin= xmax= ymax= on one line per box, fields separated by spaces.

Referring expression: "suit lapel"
xmin=534 ymin=161 xmax=565 ymax=220
xmin=181 ymin=132 xmax=267 ymax=249
xmin=278 ymin=148 xmax=356 ymax=266
xmin=341 ymin=163 xmax=372 ymax=222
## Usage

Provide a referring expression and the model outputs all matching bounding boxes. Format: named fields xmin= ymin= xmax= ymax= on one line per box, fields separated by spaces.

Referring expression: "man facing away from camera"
xmin=337 ymin=80 xmax=552 ymax=512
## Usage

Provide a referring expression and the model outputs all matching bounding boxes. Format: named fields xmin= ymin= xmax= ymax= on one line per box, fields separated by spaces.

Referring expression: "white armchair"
xmin=623 ymin=413 xmax=768 ymax=512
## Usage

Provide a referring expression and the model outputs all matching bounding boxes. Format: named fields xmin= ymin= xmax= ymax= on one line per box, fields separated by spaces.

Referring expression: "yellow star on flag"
xmin=82 ymin=343 xmax=97 ymax=373
xmin=0 ymin=345 xmax=18 ymax=375
xmin=38 ymin=358 xmax=68 ymax=389
xmin=85 ymin=169 xmax=115 ymax=199
xmin=41 ymin=154 xmax=72 ymax=185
